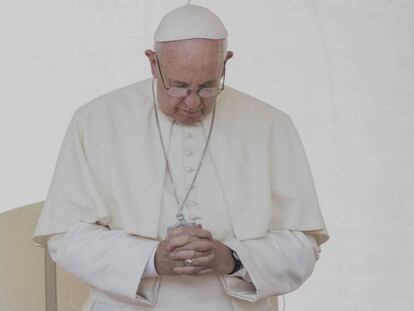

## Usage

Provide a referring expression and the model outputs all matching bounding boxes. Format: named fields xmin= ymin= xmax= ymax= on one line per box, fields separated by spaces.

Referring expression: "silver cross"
xmin=167 ymin=213 xmax=197 ymax=234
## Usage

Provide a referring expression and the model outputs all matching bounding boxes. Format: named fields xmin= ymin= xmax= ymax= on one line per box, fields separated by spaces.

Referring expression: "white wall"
xmin=1 ymin=0 xmax=413 ymax=310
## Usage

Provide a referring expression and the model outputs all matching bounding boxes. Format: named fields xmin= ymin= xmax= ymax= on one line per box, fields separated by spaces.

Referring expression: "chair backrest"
xmin=0 ymin=202 xmax=89 ymax=311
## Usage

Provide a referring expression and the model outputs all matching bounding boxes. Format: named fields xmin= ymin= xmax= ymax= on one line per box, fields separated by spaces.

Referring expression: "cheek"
xmin=159 ymin=95 xmax=182 ymax=113
xmin=202 ymin=98 xmax=216 ymax=108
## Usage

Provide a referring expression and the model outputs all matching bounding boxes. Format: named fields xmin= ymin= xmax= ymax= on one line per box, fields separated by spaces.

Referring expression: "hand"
xmin=168 ymin=227 xmax=235 ymax=275
xmin=154 ymin=225 xmax=217 ymax=276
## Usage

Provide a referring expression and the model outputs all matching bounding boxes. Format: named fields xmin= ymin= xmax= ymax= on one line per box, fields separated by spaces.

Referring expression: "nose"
xmin=184 ymin=90 xmax=202 ymax=111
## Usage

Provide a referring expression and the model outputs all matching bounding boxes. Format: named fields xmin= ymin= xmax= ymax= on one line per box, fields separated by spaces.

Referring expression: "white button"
xmin=185 ymin=167 xmax=195 ymax=173
xmin=185 ymin=150 xmax=194 ymax=157
xmin=189 ymin=200 xmax=198 ymax=207
xmin=184 ymin=132 xmax=193 ymax=139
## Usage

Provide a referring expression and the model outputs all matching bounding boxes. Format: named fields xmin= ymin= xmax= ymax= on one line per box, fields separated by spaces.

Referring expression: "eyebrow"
xmin=169 ymin=79 xmax=217 ymax=87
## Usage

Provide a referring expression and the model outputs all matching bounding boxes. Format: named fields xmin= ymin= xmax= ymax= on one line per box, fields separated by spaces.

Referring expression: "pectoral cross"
xmin=167 ymin=212 xmax=198 ymax=234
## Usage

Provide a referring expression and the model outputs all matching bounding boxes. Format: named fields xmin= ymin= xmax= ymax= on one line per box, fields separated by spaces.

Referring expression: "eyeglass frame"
xmin=154 ymin=54 xmax=227 ymax=98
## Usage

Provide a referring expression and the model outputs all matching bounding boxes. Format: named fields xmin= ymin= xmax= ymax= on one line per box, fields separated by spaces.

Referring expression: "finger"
xmin=197 ymin=268 xmax=214 ymax=276
xmin=191 ymin=253 xmax=215 ymax=267
xmin=166 ymin=235 xmax=200 ymax=252
xmin=168 ymin=224 xmax=202 ymax=236
xmin=169 ymin=227 xmax=213 ymax=240
xmin=169 ymin=249 xmax=206 ymax=260
xmin=173 ymin=240 xmax=213 ymax=252
xmin=169 ymin=228 xmax=212 ymax=241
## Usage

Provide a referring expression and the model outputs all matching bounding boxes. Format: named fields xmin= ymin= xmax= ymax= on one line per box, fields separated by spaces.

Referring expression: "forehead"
xmin=157 ymin=39 xmax=224 ymax=79
xmin=159 ymin=38 xmax=224 ymax=56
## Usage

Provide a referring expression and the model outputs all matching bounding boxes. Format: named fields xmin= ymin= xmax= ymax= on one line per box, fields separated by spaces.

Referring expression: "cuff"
xmin=220 ymin=238 xmax=259 ymax=302
xmin=225 ymin=266 xmax=253 ymax=283
xmin=134 ymin=242 xmax=160 ymax=305
xmin=142 ymin=243 xmax=159 ymax=279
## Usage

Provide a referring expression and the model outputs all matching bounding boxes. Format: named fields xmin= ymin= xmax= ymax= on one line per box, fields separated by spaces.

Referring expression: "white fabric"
xmin=33 ymin=78 xmax=329 ymax=246
xmin=47 ymin=222 xmax=159 ymax=305
xmin=143 ymin=246 xmax=158 ymax=278
xmin=154 ymin=4 xmax=227 ymax=42
xmin=33 ymin=77 xmax=329 ymax=310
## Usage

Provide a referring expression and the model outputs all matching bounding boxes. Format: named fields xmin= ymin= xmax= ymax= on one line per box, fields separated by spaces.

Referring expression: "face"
xmin=145 ymin=39 xmax=233 ymax=125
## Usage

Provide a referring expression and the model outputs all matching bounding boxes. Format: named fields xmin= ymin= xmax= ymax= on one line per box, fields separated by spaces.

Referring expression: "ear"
xmin=225 ymin=51 xmax=234 ymax=64
xmin=221 ymin=51 xmax=234 ymax=76
xmin=144 ymin=49 xmax=159 ymax=79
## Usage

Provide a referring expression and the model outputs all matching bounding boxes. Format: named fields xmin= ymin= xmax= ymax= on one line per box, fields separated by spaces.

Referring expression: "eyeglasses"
xmin=155 ymin=55 xmax=226 ymax=98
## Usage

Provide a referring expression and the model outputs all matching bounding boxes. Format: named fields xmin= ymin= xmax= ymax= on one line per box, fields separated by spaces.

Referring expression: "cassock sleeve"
xmin=220 ymin=229 xmax=320 ymax=302
xmin=47 ymin=221 xmax=160 ymax=306
xmin=225 ymin=266 xmax=253 ymax=283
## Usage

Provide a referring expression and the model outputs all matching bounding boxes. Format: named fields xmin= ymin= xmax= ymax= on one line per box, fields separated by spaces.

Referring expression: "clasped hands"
xmin=154 ymin=224 xmax=235 ymax=276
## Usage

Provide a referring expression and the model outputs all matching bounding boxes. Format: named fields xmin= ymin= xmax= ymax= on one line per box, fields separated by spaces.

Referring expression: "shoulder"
xmin=220 ymin=85 xmax=294 ymax=128
xmin=74 ymin=78 xmax=153 ymax=122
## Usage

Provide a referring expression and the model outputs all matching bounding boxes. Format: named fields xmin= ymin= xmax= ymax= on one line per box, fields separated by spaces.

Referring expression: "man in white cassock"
xmin=33 ymin=4 xmax=329 ymax=311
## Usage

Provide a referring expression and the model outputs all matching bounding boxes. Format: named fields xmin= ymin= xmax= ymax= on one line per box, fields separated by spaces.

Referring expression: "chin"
xmin=178 ymin=117 xmax=199 ymax=125
xmin=175 ymin=114 xmax=201 ymax=125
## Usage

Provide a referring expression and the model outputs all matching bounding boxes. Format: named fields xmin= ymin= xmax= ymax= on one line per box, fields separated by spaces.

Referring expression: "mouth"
xmin=179 ymin=109 xmax=201 ymax=116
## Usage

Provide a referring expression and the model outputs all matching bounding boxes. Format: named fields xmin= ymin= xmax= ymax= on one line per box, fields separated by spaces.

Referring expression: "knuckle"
xmin=199 ymin=268 xmax=212 ymax=275
xmin=192 ymin=258 xmax=200 ymax=266
xmin=165 ymin=242 xmax=173 ymax=251
xmin=200 ymin=242 xmax=209 ymax=251
xmin=196 ymin=267 xmax=204 ymax=273
xmin=189 ymin=267 xmax=198 ymax=274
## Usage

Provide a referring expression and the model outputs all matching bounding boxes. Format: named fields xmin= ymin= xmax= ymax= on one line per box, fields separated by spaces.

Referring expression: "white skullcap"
xmin=154 ymin=4 xmax=228 ymax=42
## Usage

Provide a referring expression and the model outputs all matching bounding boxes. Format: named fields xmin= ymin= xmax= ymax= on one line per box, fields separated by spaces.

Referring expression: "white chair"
xmin=0 ymin=202 xmax=89 ymax=311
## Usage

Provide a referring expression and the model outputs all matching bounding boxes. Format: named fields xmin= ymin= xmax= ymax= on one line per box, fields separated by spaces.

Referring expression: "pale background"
xmin=0 ymin=0 xmax=413 ymax=310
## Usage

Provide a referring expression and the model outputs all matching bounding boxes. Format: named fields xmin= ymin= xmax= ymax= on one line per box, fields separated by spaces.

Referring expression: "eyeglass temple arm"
xmin=220 ymin=62 xmax=227 ymax=91
xmin=155 ymin=56 xmax=169 ymax=91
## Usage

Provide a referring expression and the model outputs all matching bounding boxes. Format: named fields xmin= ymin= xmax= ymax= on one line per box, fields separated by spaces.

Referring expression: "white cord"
xmin=281 ymin=295 xmax=286 ymax=311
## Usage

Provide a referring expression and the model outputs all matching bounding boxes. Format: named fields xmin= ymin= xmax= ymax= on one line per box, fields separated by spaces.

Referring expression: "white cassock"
xmin=33 ymin=78 xmax=329 ymax=311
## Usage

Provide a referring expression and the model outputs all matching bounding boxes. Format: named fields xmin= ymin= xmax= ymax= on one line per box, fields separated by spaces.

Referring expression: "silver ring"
xmin=184 ymin=259 xmax=193 ymax=266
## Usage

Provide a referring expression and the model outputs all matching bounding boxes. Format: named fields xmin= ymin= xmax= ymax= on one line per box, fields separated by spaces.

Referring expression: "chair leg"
xmin=44 ymin=247 xmax=57 ymax=311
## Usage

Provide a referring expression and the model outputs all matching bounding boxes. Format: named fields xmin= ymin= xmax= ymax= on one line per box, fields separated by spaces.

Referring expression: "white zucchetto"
xmin=154 ymin=4 xmax=228 ymax=42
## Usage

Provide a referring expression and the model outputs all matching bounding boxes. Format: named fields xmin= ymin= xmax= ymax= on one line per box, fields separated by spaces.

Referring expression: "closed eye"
xmin=169 ymin=79 xmax=218 ymax=88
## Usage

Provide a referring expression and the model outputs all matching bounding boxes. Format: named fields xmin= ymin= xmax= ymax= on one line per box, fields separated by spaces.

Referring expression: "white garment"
xmin=34 ymin=78 xmax=329 ymax=310
xmin=33 ymin=79 xmax=329 ymax=247
xmin=46 ymin=108 xmax=320 ymax=310
xmin=141 ymin=109 xmax=251 ymax=281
